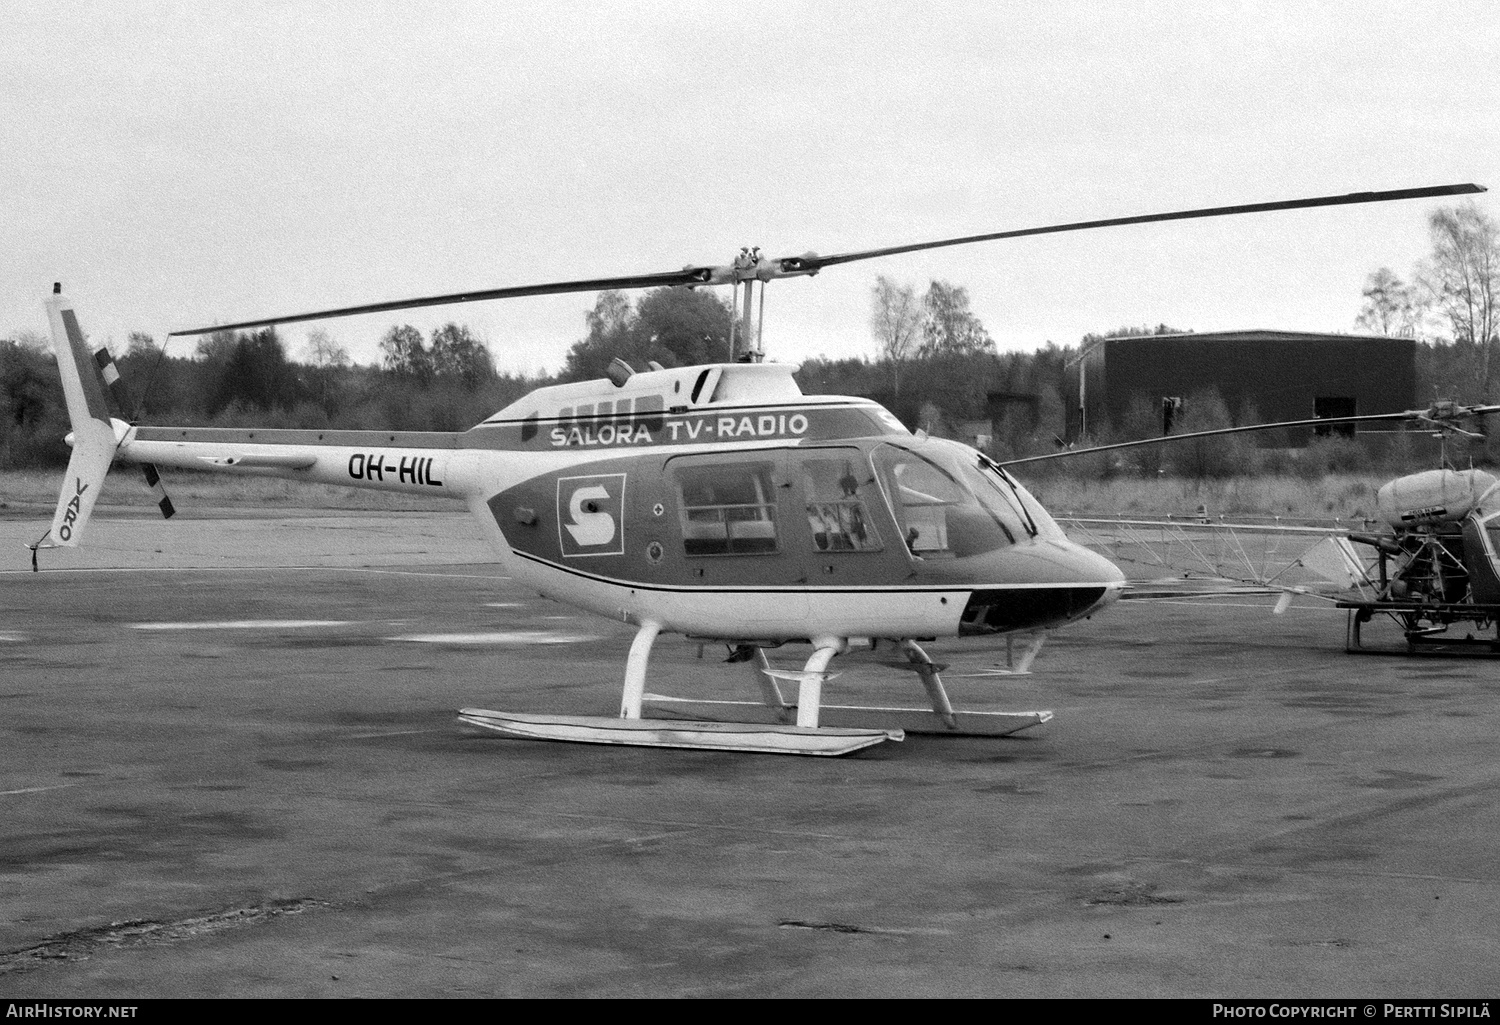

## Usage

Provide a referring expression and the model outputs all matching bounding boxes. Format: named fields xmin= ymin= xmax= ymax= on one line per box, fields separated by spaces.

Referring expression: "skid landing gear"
xmin=642 ymin=635 xmax=1051 ymax=741
xmin=460 ymin=625 xmax=1053 ymax=756
xmin=1341 ymin=602 xmax=1500 ymax=657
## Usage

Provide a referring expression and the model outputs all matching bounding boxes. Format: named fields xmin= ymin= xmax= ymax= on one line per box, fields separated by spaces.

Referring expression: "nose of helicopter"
xmin=1063 ymin=537 xmax=1128 ymax=613
xmin=950 ymin=537 xmax=1127 ymax=636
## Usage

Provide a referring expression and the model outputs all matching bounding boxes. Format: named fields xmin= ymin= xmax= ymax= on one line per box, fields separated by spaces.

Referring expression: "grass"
xmin=2 ymin=465 xmax=1396 ymax=523
xmin=1023 ymin=472 xmax=1389 ymax=523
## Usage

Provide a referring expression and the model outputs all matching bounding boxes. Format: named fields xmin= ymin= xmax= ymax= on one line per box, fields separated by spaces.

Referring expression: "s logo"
xmin=557 ymin=474 xmax=626 ymax=557
xmin=565 ymin=486 xmax=614 ymax=546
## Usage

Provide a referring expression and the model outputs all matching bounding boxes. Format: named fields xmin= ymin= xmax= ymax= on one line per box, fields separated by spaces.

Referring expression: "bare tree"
xmin=429 ymin=323 xmax=495 ymax=389
xmin=303 ymin=328 xmax=350 ymax=368
xmin=195 ymin=329 xmax=237 ymax=364
xmin=918 ymin=280 xmax=994 ymax=359
xmin=586 ymin=290 xmax=632 ymax=342
xmin=869 ymin=275 xmax=921 ymax=393
xmin=299 ymin=328 xmax=351 ymax=418
xmin=11 ymin=329 xmax=49 ymax=353
xmin=1355 ymin=267 xmax=1422 ymax=338
xmin=1420 ymin=203 xmax=1500 ymax=400
xmin=379 ymin=324 xmax=432 ymax=384
xmin=126 ymin=331 xmax=159 ymax=357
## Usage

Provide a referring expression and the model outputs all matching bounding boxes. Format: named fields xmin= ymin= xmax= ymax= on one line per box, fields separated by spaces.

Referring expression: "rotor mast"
xmin=722 ymin=246 xmax=813 ymax=363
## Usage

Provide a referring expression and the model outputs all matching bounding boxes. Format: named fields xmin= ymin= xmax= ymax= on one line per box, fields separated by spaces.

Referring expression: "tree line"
xmin=0 ymin=321 xmax=537 ymax=468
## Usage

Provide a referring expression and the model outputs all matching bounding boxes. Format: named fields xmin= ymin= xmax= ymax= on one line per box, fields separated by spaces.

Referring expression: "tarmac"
xmin=1 ymin=508 xmax=1498 ymax=998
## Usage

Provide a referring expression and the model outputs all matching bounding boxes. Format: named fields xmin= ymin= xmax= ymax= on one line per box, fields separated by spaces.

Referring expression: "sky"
xmin=2 ymin=1 xmax=1496 ymax=375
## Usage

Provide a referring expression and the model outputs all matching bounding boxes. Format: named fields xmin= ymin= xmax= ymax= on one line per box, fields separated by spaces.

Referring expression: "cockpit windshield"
xmin=872 ymin=441 xmax=1040 ymax=557
xmin=974 ymin=449 xmax=1065 ymax=542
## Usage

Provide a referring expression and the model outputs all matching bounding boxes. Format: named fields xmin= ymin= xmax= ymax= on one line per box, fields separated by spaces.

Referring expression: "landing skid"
xmin=645 ymin=635 xmax=1051 ymax=736
xmin=639 ymin=697 xmax=1051 ymax=736
xmin=457 ymin=710 xmax=900 ymax=756
xmin=1342 ymin=603 xmax=1500 ymax=657
xmin=458 ymin=624 xmax=1050 ymax=756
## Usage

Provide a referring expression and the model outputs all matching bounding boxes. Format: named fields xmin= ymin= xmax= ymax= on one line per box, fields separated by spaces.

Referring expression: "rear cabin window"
xmin=674 ymin=462 xmax=779 ymax=556
xmin=801 ymin=457 xmax=882 ymax=552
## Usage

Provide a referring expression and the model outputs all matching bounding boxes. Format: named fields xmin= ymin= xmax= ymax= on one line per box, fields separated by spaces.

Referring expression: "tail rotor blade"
xmin=92 ymin=346 xmax=175 ymax=519
xmin=141 ymin=461 xmax=176 ymax=520
xmin=92 ymin=346 xmax=137 ymax=415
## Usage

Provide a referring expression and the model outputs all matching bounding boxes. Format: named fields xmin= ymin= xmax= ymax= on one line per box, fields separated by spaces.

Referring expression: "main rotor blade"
xmin=998 ymin=410 xmax=1438 ymax=468
xmin=797 ymin=184 xmax=1486 ymax=271
xmin=167 ymin=267 xmax=713 ymax=338
xmin=168 ymin=182 xmax=1484 ymax=337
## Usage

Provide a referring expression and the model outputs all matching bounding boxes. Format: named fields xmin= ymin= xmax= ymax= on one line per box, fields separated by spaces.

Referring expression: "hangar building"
xmin=1063 ymin=330 xmax=1416 ymax=446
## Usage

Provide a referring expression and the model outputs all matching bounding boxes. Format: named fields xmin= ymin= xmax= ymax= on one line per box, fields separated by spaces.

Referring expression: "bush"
xmin=0 ymin=341 xmax=69 ymax=468
xmin=1296 ymin=436 xmax=1372 ymax=478
xmin=1164 ymin=388 xmax=1259 ymax=479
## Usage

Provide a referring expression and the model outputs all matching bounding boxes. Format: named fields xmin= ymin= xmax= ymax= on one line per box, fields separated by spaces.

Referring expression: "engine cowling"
xmin=1376 ymin=469 xmax=1499 ymax=529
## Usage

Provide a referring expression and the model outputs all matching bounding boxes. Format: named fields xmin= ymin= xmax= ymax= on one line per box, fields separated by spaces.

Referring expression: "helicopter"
xmin=1004 ymin=400 xmax=1500 ymax=655
xmin=31 ymin=182 xmax=1485 ymax=755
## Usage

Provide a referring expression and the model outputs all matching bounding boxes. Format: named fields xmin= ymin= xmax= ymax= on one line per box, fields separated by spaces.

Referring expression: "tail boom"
xmin=117 ymin=427 xmax=475 ymax=499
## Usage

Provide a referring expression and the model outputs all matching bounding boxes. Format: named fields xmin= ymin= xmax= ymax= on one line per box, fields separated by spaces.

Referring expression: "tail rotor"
xmin=92 ymin=346 xmax=175 ymax=519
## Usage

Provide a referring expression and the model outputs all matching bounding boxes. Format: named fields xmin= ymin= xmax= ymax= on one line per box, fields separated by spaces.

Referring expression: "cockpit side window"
xmin=801 ymin=457 xmax=882 ymax=553
xmin=673 ymin=461 xmax=779 ymax=556
xmin=1484 ymin=511 xmax=1500 ymax=557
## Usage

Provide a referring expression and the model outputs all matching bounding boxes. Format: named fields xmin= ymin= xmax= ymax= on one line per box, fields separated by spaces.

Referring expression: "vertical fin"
xmin=39 ymin=286 xmax=119 ymax=549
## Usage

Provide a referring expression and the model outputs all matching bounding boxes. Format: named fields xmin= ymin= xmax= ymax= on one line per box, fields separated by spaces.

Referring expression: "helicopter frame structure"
xmin=1339 ymin=517 xmax=1500 ymax=655
xmin=1024 ymin=416 xmax=1500 ymax=658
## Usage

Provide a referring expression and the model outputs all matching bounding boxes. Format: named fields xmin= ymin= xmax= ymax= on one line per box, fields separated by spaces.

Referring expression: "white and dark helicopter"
xmin=32 ymin=182 xmax=1484 ymax=755
xmin=1008 ymin=400 xmax=1500 ymax=656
